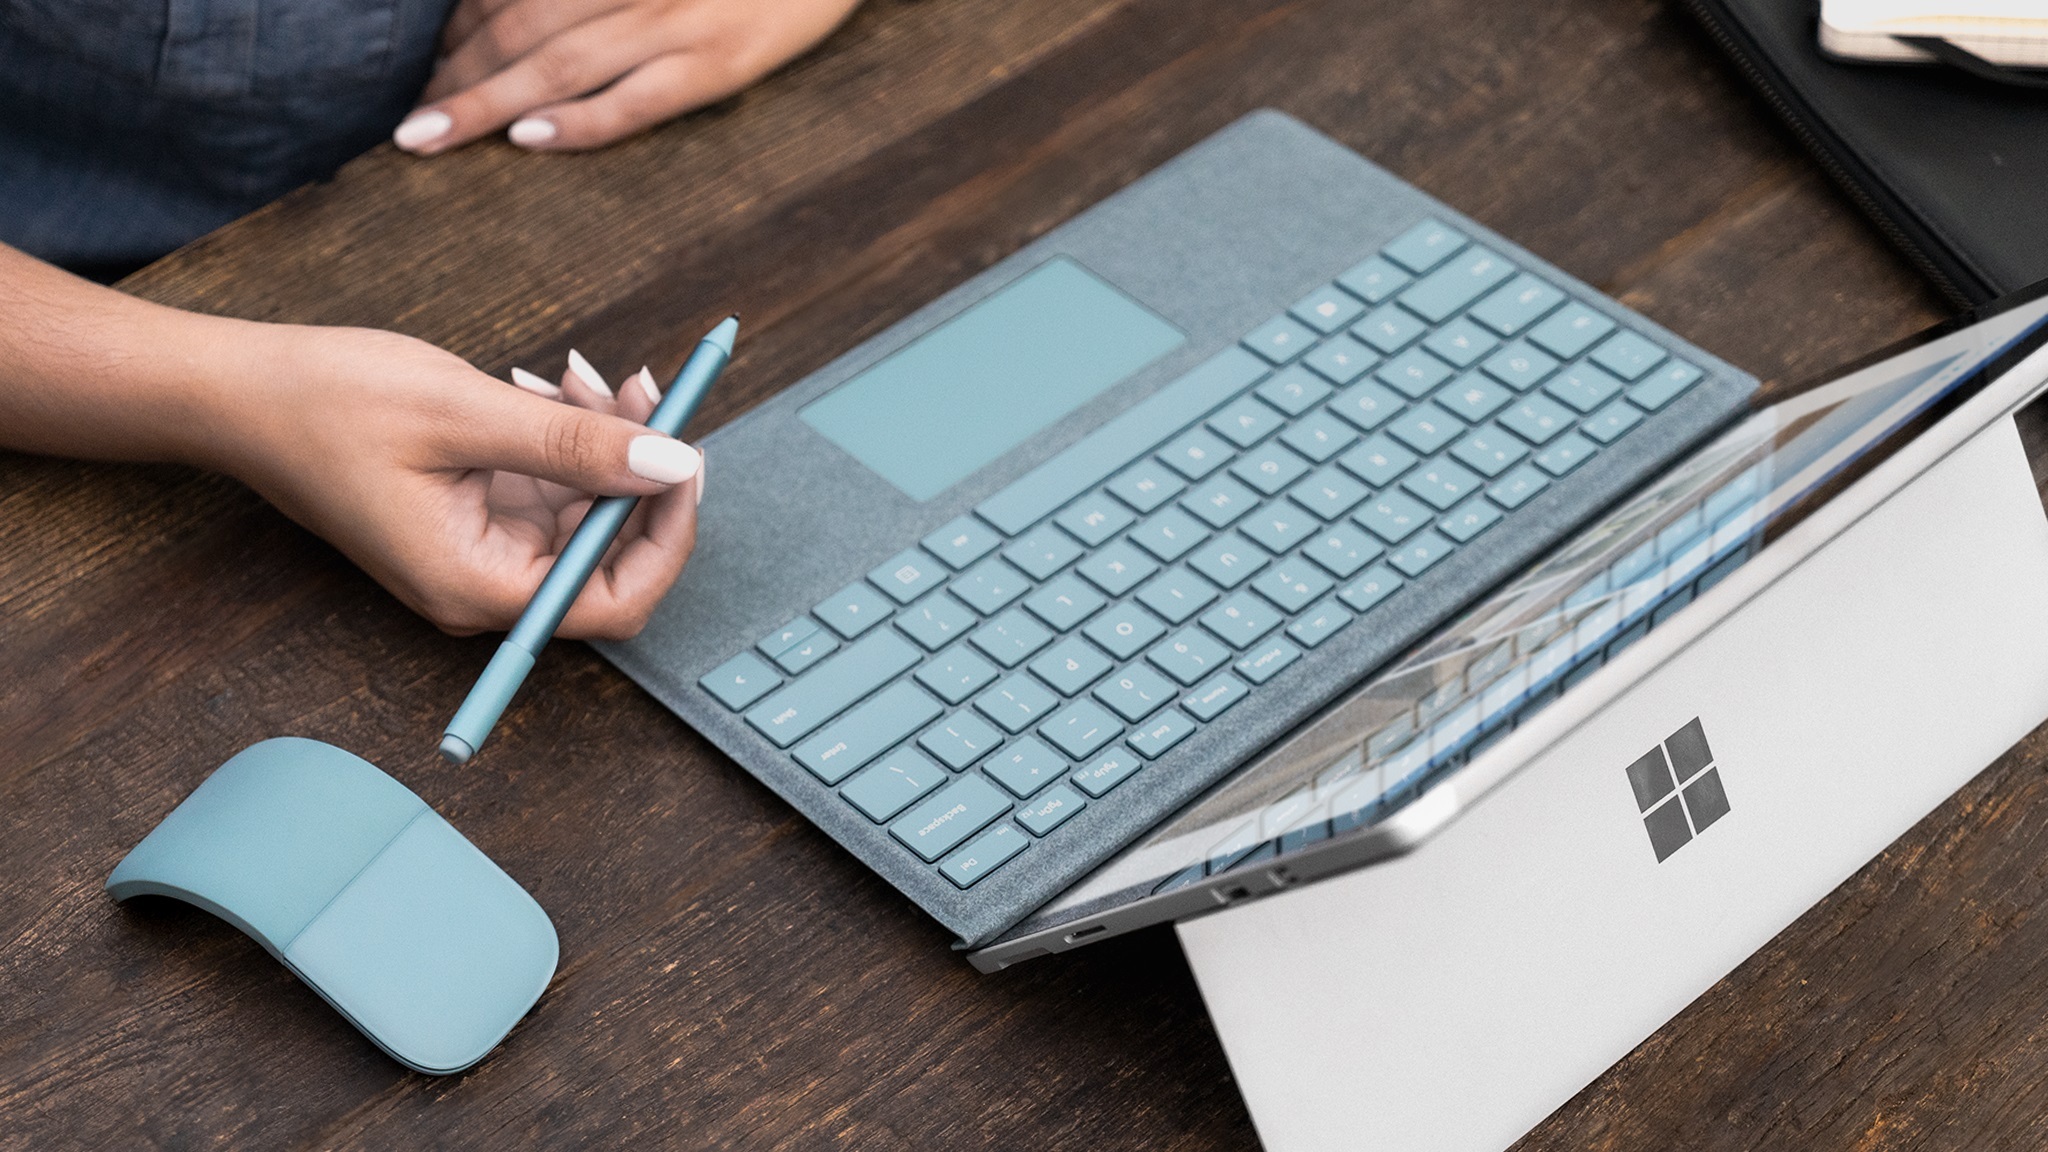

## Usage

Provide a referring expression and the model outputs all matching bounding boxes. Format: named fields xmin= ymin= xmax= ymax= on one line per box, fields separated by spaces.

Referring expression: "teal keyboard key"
xmin=1232 ymin=443 xmax=1312 ymax=495
xmin=1041 ymin=700 xmax=1123 ymax=760
xmin=896 ymin=590 xmax=976 ymax=650
xmin=758 ymin=617 xmax=820 ymax=660
xmin=775 ymin=630 xmax=839 ymax=675
xmin=1337 ymin=254 xmax=1412 ymax=302
xmin=1424 ymin=317 xmax=1499 ymax=368
xmin=1158 ymin=427 xmax=1235 ymax=480
xmin=1545 ymin=362 xmax=1626 ymax=414
xmin=1353 ymin=304 xmax=1428 ymax=354
xmin=1093 ymin=662 xmax=1178 ymax=722
xmin=1076 ymin=540 xmax=1159 ymax=596
xmin=1487 ymin=463 xmax=1550 ymax=509
xmin=842 ymin=749 xmax=947 ymax=822
xmin=1279 ymin=409 xmax=1357 ymax=463
xmin=793 ymin=681 xmax=943 ymax=784
xmin=744 ymin=629 xmax=920 ymax=747
xmin=1450 ymin=426 xmax=1530 ymax=478
xmin=1589 ymin=331 xmax=1666 ymax=380
xmin=889 ymin=774 xmax=1011 ymax=861
xmin=1182 ymin=474 xmax=1260 ymax=529
xmin=1382 ymin=218 xmax=1468 ymax=273
xmin=1287 ymin=599 xmax=1354 ymax=648
xmin=1257 ymin=365 xmax=1334 ymax=416
xmin=976 ymin=347 xmax=1269 ymax=536
xmin=918 ymin=710 xmax=1005 ymax=769
xmin=1128 ymin=708 xmax=1198 ymax=759
xmin=987 ymin=736 xmax=1069 ymax=797
xmin=1438 ymin=373 xmax=1514 ymax=423
xmin=1402 ymin=457 xmax=1484 ymax=511
xmin=1526 ymin=302 xmax=1615 ymax=359
xmin=701 ymin=652 xmax=781 ymax=711
xmin=1329 ymin=379 xmax=1406 ymax=433
xmin=1184 ymin=673 xmax=1250 ymax=719
xmin=1073 ymin=750 xmax=1142 ymax=797
xmin=1252 ymin=561 xmax=1334 ymax=613
xmin=1234 ymin=639 xmax=1301 ymax=685
xmin=1187 ymin=531 xmax=1271 ymax=590
xmin=1029 ymin=635 xmax=1113 ymax=697
xmin=1200 ymin=591 xmax=1285 ymax=649
xmin=1376 ymin=347 xmax=1455 ymax=400
xmin=1304 ymin=526 xmax=1385 ymax=578
xmin=1338 ymin=435 xmax=1419 ymax=487
xmin=1303 ymin=336 xmax=1379 ymax=384
xmin=915 ymin=645 xmax=1001 ymax=705
xmin=1628 ymin=358 xmax=1702 ymax=411
xmin=1388 ymin=529 xmax=1456 ymax=577
xmin=1290 ymin=284 xmax=1368 ymax=334
xmin=1137 ymin=566 xmax=1222 ymax=623
xmin=1397 ymin=245 xmax=1515 ymax=323
xmin=922 ymin=516 xmax=1001 ymax=569
xmin=1131 ymin=507 xmax=1211 ymax=562
xmin=969 ymin=609 xmax=1054 ymax=668
xmin=1582 ymin=399 xmax=1644 ymax=444
xmin=1017 ymin=784 xmax=1087 ymax=835
xmin=1003 ymin=526 xmax=1084 ymax=580
xmin=869 ymin=548 xmax=945 ymax=606
xmin=1106 ymin=460 xmax=1187 ymax=514
xmin=1288 ymin=466 xmax=1370 ymax=521
xmin=1356 ymin=489 xmax=1433 ymax=543
xmin=1083 ymin=601 xmax=1166 ymax=659
xmin=1470 ymin=273 xmax=1565 ymax=336
xmin=1055 ymin=492 xmax=1136 ymax=546
xmin=1499 ymin=392 xmax=1575 ymax=445
xmin=1022 ymin=573 xmax=1106 ymax=632
xmin=1209 ymin=395 xmax=1286 ymax=448
xmin=1239 ymin=505 xmax=1317 ymax=554
xmin=939 ymin=823 xmax=1028 ymax=888
xmin=1244 ymin=313 xmax=1318 ymax=364
xmin=1338 ymin=564 xmax=1402 ymax=612
xmin=1439 ymin=497 xmax=1503 ymax=543
xmin=951 ymin=555 xmax=1031 ymax=615
xmin=974 ymin=673 xmax=1058 ymax=733
xmin=1387 ymin=402 xmax=1465 ymax=456
xmin=1149 ymin=627 xmax=1233 ymax=685
xmin=1480 ymin=340 xmax=1560 ymax=391
xmin=816 ymin=580 xmax=895 ymax=639
xmin=1534 ymin=432 xmax=1598 ymax=476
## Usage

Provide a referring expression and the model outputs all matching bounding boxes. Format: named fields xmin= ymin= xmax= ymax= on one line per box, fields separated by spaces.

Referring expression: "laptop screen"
xmin=1021 ymin=284 xmax=2048 ymax=924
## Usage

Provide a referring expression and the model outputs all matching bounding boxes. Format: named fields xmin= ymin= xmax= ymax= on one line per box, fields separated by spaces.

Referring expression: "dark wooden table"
xmin=15 ymin=0 xmax=2048 ymax=1147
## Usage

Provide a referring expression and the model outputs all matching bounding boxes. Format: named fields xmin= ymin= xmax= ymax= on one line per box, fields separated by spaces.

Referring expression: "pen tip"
xmin=706 ymin=315 xmax=739 ymax=357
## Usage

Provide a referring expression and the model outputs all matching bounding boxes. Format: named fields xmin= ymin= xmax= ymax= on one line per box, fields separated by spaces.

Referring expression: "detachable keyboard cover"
xmin=598 ymin=110 xmax=1759 ymax=948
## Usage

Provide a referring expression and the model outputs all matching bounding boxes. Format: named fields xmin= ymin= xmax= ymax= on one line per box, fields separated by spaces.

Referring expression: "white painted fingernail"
xmin=509 ymin=367 xmax=561 ymax=398
xmin=695 ymin=449 xmax=705 ymax=505
xmin=394 ymin=110 xmax=452 ymax=152
xmin=628 ymin=436 xmax=700 ymax=484
xmin=566 ymin=348 xmax=611 ymax=397
xmin=637 ymin=366 xmax=660 ymax=404
xmin=508 ymin=118 xmax=558 ymax=147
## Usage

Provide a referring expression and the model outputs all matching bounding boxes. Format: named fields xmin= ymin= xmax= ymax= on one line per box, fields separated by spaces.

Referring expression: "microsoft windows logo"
xmin=1624 ymin=718 xmax=1732 ymax=863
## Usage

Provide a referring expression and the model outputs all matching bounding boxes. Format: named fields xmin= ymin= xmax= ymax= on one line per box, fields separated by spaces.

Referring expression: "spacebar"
xmin=975 ymin=346 xmax=1270 ymax=535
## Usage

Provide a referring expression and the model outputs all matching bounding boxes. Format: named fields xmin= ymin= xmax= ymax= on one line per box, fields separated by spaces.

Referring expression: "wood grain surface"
xmin=16 ymin=0 xmax=2044 ymax=1147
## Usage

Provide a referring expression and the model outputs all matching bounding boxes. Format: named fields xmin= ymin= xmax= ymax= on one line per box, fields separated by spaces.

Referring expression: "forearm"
xmin=0 ymin=242 xmax=253 ymax=468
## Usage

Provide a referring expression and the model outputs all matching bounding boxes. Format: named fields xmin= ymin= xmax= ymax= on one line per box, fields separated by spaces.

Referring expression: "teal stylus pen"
xmin=439 ymin=315 xmax=738 ymax=764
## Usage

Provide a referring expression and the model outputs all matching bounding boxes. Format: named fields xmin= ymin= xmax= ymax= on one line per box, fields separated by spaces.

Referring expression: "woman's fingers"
xmin=554 ymin=473 xmax=699 ymax=638
xmin=441 ymin=377 xmax=697 ymax=495
xmin=428 ymin=0 xmax=646 ymax=102
xmin=395 ymin=7 xmax=654 ymax=155
xmin=498 ymin=52 xmax=737 ymax=151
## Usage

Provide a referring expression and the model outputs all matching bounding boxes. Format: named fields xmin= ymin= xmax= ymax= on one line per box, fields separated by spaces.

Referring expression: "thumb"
xmin=440 ymin=383 xmax=700 ymax=495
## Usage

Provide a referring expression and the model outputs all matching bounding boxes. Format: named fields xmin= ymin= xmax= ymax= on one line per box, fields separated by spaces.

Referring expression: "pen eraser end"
xmin=439 ymin=734 xmax=475 ymax=765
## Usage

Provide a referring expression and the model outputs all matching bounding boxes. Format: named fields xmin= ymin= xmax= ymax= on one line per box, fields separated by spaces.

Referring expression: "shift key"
xmin=890 ymin=774 xmax=1012 ymax=862
xmin=746 ymin=629 xmax=920 ymax=747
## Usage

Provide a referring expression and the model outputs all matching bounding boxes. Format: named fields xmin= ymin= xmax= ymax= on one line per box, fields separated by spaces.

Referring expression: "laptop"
xmin=599 ymin=109 xmax=1769 ymax=951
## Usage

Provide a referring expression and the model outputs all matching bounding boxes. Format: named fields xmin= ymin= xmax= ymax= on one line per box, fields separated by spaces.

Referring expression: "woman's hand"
xmin=392 ymin=0 xmax=863 ymax=155
xmin=210 ymin=325 xmax=704 ymax=639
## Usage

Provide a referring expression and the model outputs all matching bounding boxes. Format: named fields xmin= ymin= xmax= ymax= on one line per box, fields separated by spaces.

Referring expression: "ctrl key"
xmin=889 ymin=774 xmax=1011 ymax=862
xmin=940 ymin=824 xmax=1029 ymax=888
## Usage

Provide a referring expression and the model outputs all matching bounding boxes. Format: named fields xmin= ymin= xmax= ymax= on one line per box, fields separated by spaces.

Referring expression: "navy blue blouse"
xmin=0 ymin=0 xmax=454 ymax=274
